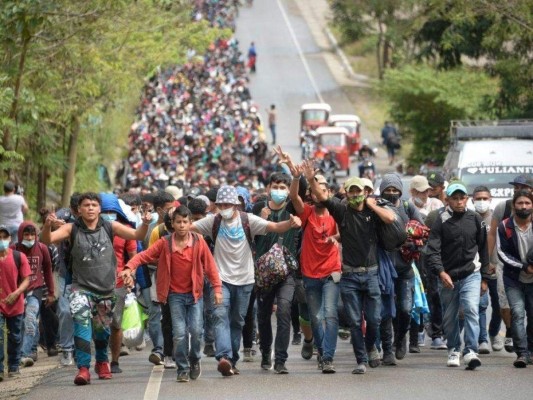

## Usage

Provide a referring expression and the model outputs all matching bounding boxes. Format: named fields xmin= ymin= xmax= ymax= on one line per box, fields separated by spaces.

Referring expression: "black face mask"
xmin=382 ymin=193 xmax=400 ymax=204
xmin=515 ymin=209 xmax=533 ymax=219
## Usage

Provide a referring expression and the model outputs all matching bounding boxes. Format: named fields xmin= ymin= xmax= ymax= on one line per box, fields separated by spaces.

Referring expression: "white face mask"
xmin=219 ymin=208 xmax=235 ymax=220
xmin=474 ymin=200 xmax=490 ymax=214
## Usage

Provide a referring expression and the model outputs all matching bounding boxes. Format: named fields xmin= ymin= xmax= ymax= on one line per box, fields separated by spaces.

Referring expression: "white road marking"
xmin=143 ymin=365 xmax=164 ymax=400
xmin=276 ymin=0 xmax=324 ymax=103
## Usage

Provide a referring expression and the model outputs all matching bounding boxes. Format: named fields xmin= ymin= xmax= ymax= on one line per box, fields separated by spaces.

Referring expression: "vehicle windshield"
xmin=333 ymin=122 xmax=357 ymax=134
xmin=319 ymin=134 xmax=345 ymax=147
xmin=302 ymin=110 xmax=328 ymax=122
xmin=459 ymin=170 xmax=529 ymax=199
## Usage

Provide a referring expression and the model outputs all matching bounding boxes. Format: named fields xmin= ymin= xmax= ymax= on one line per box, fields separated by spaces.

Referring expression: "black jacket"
xmin=426 ymin=207 xmax=490 ymax=281
xmin=497 ymin=217 xmax=531 ymax=286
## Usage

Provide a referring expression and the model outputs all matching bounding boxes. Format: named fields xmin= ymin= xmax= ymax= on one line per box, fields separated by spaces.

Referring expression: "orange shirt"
xmin=299 ymin=204 xmax=341 ymax=278
xmin=169 ymin=234 xmax=194 ymax=294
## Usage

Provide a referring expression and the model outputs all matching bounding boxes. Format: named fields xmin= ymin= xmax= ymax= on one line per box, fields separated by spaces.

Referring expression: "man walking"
xmin=426 ymin=182 xmax=491 ymax=370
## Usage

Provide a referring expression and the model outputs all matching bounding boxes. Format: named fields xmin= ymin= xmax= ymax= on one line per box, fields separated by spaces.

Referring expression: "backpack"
xmin=13 ymin=249 xmax=21 ymax=269
xmin=67 ymin=218 xmax=114 ymax=275
xmin=254 ymin=236 xmax=299 ymax=292
xmin=211 ymin=211 xmax=253 ymax=250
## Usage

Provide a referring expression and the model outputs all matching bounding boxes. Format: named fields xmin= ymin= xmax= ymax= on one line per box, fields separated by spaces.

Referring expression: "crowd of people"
xmin=1 ymin=0 xmax=533 ymax=390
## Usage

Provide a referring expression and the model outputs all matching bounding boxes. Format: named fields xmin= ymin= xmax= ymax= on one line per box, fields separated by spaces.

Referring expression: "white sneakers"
xmin=447 ymin=350 xmax=481 ymax=369
xmin=463 ymin=350 xmax=481 ymax=370
xmin=490 ymin=335 xmax=504 ymax=351
xmin=447 ymin=351 xmax=461 ymax=367
xmin=478 ymin=342 xmax=491 ymax=354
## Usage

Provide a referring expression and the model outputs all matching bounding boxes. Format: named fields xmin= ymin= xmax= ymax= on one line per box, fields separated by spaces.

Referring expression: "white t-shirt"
xmin=0 ymin=194 xmax=26 ymax=226
xmin=194 ymin=213 xmax=269 ymax=285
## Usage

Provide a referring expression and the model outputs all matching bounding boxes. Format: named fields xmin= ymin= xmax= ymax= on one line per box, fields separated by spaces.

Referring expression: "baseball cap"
xmin=165 ymin=185 xmax=183 ymax=200
xmin=344 ymin=177 xmax=364 ymax=191
xmin=361 ymin=178 xmax=374 ymax=191
xmin=427 ymin=172 xmax=445 ymax=187
xmin=215 ymin=185 xmax=241 ymax=205
xmin=0 ymin=225 xmax=10 ymax=236
xmin=410 ymin=175 xmax=432 ymax=192
xmin=446 ymin=181 xmax=468 ymax=196
xmin=509 ymin=175 xmax=533 ymax=188
xmin=314 ymin=175 xmax=328 ymax=185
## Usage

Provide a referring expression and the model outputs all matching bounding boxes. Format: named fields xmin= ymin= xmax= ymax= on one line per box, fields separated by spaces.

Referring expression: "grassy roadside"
xmin=329 ymin=28 xmax=411 ymax=172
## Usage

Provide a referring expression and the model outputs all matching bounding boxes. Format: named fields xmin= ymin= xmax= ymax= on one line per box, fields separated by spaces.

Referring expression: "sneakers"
xmin=190 ymin=361 xmax=201 ymax=380
xmin=74 ymin=367 xmax=91 ymax=386
xmin=95 ymin=361 xmax=112 ymax=379
xmin=418 ymin=332 xmax=426 ymax=346
xmin=352 ymin=363 xmax=367 ymax=375
xmin=61 ymin=350 xmax=74 ymax=367
xmin=464 ymin=350 xmax=481 ymax=370
xmin=431 ymin=337 xmax=447 ymax=350
xmin=164 ymin=356 xmax=176 ymax=369
xmin=368 ymin=346 xmax=381 ymax=368
xmin=135 ymin=339 xmax=146 ymax=351
xmin=176 ymin=371 xmax=190 ymax=382
xmin=274 ymin=362 xmax=288 ymax=374
xmin=382 ymin=352 xmax=397 ymax=366
xmin=29 ymin=352 xmax=38 ymax=362
xmin=119 ymin=345 xmax=130 ymax=356
xmin=338 ymin=328 xmax=350 ymax=340
xmin=292 ymin=332 xmax=302 ymax=345
xmin=395 ymin=337 xmax=407 ymax=360
xmin=513 ymin=356 xmax=527 ymax=368
xmin=203 ymin=343 xmax=216 ymax=357
xmin=447 ymin=351 xmax=461 ymax=367
xmin=261 ymin=350 xmax=272 ymax=370
xmin=504 ymin=337 xmax=514 ymax=353
xmin=322 ymin=360 xmax=335 ymax=374
xmin=20 ymin=357 xmax=34 ymax=368
xmin=243 ymin=348 xmax=254 ymax=362
xmin=148 ymin=352 xmax=164 ymax=366
xmin=301 ymin=340 xmax=314 ymax=360
xmin=409 ymin=344 xmax=421 ymax=353
xmin=490 ymin=335 xmax=504 ymax=352
xmin=47 ymin=347 xmax=59 ymax=357
xmin=217 ymin=358 xmax=234 ymax=376
xmin=110 ymin=361 xmax=122 ymax=374
xmin=478 ymin=342 xmax=491 ymax=355
xmin=231 ymin=366 xmax=240 ymax=375
xmin=317 ymin=355 xmax=323 ymax=370
xmin=8 ymin=369 xmax=20 ymax=378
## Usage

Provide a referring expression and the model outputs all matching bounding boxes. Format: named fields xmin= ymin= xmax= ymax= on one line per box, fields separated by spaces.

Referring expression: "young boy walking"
xmin=123 ymin=206 xmax=222 ymax=382
xmin=0 ymin=225 xmax=31 ymax=380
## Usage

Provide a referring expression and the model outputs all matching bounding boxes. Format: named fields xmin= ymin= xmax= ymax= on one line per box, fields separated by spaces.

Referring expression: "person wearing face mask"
xmin=497 ymin=190 xmax=533 ymax=368
xmin=426 ymin=182 xmax=491 ymax=370
xmin=304 ymin=161 xmax=396 ymax=375
xmin=471 ymin=186 xmax=501 ymax=355
xmin=13 ymin=222 xmax=55 ymax=368
xmin=0 ymin=225 xmax=31 ymax=379
xmin=100 ymin=193 xmax=138 ymax=374
xmin=378 ymin=174 xmax=424 ymax=366
xmin=409 ymin=175 xmax=444 ymax=221
xmin=252 ymin=172 xmax=303 ymax=374
xmin=488 ymin=174 xmax=533 ymax=353
xmin=191 ymin=184 xmax=301 ymax=376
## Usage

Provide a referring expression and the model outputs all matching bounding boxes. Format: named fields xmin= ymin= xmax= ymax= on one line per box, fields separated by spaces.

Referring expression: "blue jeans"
xmin=0 ymin=313 xmax=24 ymax=373
xmin=21 ymin=295 xmax=41 ymax=357
xmin=56 ymin=276 xmax=74 ymax=351
xmin=257 ymin=275 xmax=295 ymax=364
xmin=304 ymin=276 xmax=340 ymax=362
xmin=505 ymin=282 xmax=533 ymax=357
xmin=340 ymin=269 xmax=381 ymax=364
xmin=393 ymin=277 xmax=414 ymax=343
xmin=168 ymin=293 xmax=203 ymax=371
xmin=212 ymin=281 xmax=253 ymax=366
xmin=141 ymin=287 xmax=164 ymax=356
xmin=439 ymin=272 xmax=481 ymax=355
xmin=203 ymin=279 xmax=215 ymax=345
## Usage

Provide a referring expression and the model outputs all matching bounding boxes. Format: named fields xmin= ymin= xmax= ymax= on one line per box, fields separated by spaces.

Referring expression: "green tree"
xmin=381 ymin=65 xmax=499 ymax=164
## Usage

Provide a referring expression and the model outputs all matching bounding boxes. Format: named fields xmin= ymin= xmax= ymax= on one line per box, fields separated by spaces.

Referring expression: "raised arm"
xmin=113 ymin=211 xmax=153 ymax=241
xmin=41 ymin=214 xmax=73 ymax=244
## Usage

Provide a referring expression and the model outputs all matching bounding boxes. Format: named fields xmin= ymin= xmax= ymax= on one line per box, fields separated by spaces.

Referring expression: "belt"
xmin=342 ymin=265 xmax=378 ymax=274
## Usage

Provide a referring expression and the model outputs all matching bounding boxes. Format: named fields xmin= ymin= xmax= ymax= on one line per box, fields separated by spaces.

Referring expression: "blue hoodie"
xmin=236 ymin=186 xmax=252 ymax=212
xmin=100 ymin=193 xmax=132 ymax=226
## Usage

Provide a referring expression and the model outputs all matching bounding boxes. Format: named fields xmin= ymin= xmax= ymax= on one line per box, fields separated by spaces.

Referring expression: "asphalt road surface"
xmin=17 ymin=1 xmax=530 ymax=400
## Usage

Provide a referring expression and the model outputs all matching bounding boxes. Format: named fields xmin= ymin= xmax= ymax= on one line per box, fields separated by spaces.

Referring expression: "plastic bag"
xmin=121 ymin=292 xmax=144 ymax=347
